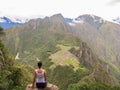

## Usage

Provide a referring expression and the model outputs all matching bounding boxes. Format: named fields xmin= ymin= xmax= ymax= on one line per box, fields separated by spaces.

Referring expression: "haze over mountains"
xmin=0 ymin=14 xmax=120 ymax=29
xmin=2 ymin=13 xmax=120 ymax=89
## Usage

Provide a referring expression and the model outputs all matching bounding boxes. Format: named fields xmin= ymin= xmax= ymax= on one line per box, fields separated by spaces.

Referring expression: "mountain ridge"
xmin=3 ymin=13 xmax=120 ymax=90
xmin=0 ymin=14 xmax=120 ymax=29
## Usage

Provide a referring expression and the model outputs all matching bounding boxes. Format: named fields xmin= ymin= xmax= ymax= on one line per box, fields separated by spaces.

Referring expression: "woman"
xmin=32 ymin=61 xmax=47 ymax=89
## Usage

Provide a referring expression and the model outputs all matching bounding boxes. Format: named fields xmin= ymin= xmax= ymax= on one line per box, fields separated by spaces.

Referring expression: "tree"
xmin=0 ymin=27 xmax=5 ymax=35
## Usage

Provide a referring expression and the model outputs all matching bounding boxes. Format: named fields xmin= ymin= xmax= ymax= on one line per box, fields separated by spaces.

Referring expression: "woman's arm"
xmin=44 ymin=70 xmax=47 ymax=81
xmin=32 ymin=70 xmax=36 ymax=88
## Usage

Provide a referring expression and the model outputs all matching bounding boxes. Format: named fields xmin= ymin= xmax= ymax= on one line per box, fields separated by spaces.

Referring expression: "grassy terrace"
xmin=49 ymin=44 xmax=80 ymax=70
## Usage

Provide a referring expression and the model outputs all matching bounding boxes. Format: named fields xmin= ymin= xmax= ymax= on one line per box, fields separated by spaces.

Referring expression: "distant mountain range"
xmin=0 ymin=16 xmax=43 ymax=29
xmin=0 ymin=15 xmax=120 ymax=29
xmin=0 ymin=16 xmax=28 ymax=29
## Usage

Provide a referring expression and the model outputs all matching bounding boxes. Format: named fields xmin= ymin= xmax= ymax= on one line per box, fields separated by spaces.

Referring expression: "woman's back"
xmin=32 ymin=61 xmax=47 ymax=89
xmin=36 ymin=69 xmax=46 ymax=83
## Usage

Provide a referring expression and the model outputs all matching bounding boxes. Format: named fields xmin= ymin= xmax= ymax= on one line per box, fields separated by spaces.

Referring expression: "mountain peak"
xmin=51 ymin=13 xmax=63 ymax=18
xmin=49 ymin=13 xmax=66 ymax=24
xmin=66 ymin=14 xmax=105 ymax=28
xmin=73 ymin=14 xmax=105 ymax=28
xmin=50 ymin=13 xmax=64 ymax=21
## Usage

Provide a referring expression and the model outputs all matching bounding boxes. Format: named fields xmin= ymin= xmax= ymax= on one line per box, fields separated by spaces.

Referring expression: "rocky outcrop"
xmin=26 ymin=83 xmax=59 ymax=90
xmin=70 ymin=42 xmax=98 ymax=68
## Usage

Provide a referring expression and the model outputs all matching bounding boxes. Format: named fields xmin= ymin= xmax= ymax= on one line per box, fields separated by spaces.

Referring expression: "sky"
xmin=0 ymin=0 xmax=120 ymax=20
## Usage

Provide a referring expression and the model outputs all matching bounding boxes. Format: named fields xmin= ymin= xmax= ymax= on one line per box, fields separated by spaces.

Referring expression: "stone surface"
xmin=26 ymin=83 xmax=59 ymax=90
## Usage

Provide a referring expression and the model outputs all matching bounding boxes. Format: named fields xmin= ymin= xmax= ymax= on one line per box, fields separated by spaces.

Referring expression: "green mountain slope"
xmin=3 ymin=14 xmax=120 ymax=90
xmin=70 ymin=15 xmax=120 ymax=83
xmin=0 ymin=27 xmax=33 ymax=90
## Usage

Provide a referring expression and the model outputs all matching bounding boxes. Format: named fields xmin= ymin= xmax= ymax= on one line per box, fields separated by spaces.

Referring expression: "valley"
xmin=1 ymin=14 xmax=120 ymax=90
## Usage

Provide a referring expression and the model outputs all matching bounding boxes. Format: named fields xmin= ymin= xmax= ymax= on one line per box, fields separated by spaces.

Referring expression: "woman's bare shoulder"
xmin=42 ymin=69 xmax=46 ymax=72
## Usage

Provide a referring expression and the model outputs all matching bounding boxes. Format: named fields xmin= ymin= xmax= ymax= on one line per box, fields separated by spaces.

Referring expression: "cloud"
xmin=108 ymin=0 xmax=120 ymax=5
xmin=113 ymin=0 xmax=120 ymax=3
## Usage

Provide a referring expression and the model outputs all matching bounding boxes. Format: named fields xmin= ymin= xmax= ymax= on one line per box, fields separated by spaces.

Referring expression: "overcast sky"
xmin=0 ymin=0 xmax=120 ymax=20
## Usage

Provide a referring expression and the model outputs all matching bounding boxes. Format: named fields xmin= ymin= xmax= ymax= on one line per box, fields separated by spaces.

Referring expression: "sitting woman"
xmin=32 ymin=61 xmax=47 ymax=89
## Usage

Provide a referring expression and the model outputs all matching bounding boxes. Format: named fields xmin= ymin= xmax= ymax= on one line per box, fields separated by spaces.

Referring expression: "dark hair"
xmin=38 ymin=61 xmax=42 ymax=68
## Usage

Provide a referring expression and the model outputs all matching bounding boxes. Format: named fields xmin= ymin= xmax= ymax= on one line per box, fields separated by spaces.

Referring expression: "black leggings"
xmin=36 ymin=82 xmax=47 ymax=89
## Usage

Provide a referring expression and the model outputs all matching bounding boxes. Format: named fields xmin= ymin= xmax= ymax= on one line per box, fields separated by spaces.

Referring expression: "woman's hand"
xmin=32 ymin=84 xmax=34 ymax=89
xmin=27 ymin=84 xmax=33 ymax=88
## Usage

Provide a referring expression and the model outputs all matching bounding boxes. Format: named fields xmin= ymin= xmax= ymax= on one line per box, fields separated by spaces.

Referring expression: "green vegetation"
xmin=2 ymin=15 xmax=120 ymax=90
xmin=0 ymin=27 xmax=33 ymax=90
xmin=0 ymin=27 xmax=5 ymax=36
xmin=0 ymin=41 xmax=34 ymax=90
xmin=49 ymin=44 xmax=80 ymax=70
xmin=74 ymin=20 xmax=120 ymax=83
xmin=67 ymin=82 xmax=120 ymax=90
xmin=49 ymin=65 xmax=90 ymax=90
xmin=0 ymin=40 xmax=33 ymax=90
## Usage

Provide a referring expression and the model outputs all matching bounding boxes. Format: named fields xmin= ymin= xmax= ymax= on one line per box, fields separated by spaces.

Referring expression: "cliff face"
xmin=69 ymin=42 xmax=118 ymax=85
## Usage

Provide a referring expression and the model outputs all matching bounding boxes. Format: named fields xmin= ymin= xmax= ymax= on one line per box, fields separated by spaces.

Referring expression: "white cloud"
xmin=108 ymin=0 xmax=120 ymax=5
xmin=0 ymin=0 xmax=120 ymax=20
